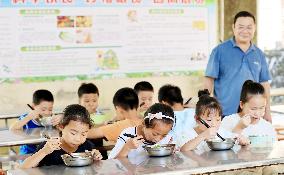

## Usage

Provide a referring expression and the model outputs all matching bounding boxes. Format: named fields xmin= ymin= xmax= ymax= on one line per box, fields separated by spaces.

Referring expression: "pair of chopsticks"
xmin=27 ymin=104 xmax=43 ymax=118
xmin=184 ymin=97 xmax=192 ymax=105
xmin=42 ymin=132 xmax=76 ymax=158
xmin=123 ymin=133 xmax=155 ymax=145
xmin=198 ymin=118 xmax=225 ymax=141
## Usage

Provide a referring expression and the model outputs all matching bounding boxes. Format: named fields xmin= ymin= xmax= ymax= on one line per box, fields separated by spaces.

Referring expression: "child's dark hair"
xmin=134 ymin=81 xmax=154 ymax=93
xmin=144 ymin=103 xmax=175 ymax=128
xmin=113 ymin=87 xmax=139 ymax=110
xmin=234 ymin=11 xmax=255 ymax=25
xmin=61 ymin=104 xmax=92 ymax=128
xmin=238 ymin=80 xmax=265 ymax=112
xmin=158 ymin=84 xmax=183 ymax=106
xmin=78 ymin=83 xmax=99 ymax=98
xmin=33 ymin=89 xmax=54 ymax=105
xmin=195 ymin=89 xmax=222 ymax=119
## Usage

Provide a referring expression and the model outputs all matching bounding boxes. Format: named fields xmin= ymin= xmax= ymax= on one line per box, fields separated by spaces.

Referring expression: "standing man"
xmin=204 ymin=11 xmax=271 ymax=122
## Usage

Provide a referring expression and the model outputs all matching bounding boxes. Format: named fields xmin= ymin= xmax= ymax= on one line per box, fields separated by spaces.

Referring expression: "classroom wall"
xmin=0 ymin=0 xmax=259 ymax=116
xmin=0 ymin=75 xmax=203 ymax=115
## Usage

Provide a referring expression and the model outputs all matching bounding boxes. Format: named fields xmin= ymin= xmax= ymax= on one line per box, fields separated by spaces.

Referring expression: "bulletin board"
xmin=0 ymin=0 xmax=217 ymax=82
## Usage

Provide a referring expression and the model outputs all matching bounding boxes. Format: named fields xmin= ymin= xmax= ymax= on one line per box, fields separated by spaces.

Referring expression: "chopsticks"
xmin=198 ymin=118 xmax=225 ymax=141
xmin=123 ymin=133 xmax=136 ymax=138
xmin=123 ymin=133 xmax=155 ymax=145
xmin=42 ymin=132 xmax=75 ymax=158
xmin=27 ymin=104 xmax=43 ymax=118
xmin=184 ymin=97 xmax=192 ymax=105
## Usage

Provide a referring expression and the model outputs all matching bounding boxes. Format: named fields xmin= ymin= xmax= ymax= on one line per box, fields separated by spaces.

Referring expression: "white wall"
xmin=258 ymin=0 xmax=282 ymax=50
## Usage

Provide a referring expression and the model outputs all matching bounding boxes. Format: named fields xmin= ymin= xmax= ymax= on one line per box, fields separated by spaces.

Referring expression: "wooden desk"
xmin=274 ymin=125 xmax=284 ymax=132
xmin=278 ymin=134 xmax=284 ymax=141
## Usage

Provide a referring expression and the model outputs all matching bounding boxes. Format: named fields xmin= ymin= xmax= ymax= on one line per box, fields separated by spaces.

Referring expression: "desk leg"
xmin=5 ymin=119 xmax=8 ymax=129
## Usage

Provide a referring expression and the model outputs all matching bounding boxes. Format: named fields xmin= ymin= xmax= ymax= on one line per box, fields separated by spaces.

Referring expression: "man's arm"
xmin=261 ymin=81 xmax=272 ymax=123
xmin=204 ymin=76 xmax=215 ymax=96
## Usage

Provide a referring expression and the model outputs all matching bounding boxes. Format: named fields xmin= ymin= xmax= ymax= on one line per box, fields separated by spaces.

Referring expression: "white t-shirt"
xmin=221 ymin=113 xmax=277 ymax=140
xmin=171 ymin=108 xmax=196 ymax=143
xmin=174 ymin=127 xmax=235 ymax=154
xmin=174 ymin=108 xmax=196 ymax=130
xmin=108 ymin=126 xmax=173 ymax=161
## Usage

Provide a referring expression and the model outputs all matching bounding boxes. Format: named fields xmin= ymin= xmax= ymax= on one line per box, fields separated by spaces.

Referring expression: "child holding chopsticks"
xmin=21 ymin=104 xmax=102 ymax=168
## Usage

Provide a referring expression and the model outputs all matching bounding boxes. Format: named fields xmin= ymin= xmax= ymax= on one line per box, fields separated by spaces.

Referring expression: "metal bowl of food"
xmin=144 ymin=144 xmax=175 ymax=157
xmin=38 ymin=116 xmax=53 ymax=127
xmin=61 ymin=152 xmax=93 ymax=167
xmin=206 ymin=138 xmax=235 ymax=151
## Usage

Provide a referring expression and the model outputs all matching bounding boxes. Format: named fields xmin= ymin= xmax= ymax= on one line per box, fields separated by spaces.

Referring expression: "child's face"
xmin=79 ymin=93 xmax=99 ymax=114
xmin=144 ymin=121 xmax=173 ymax=143
xmin=61 ymin=120 xmax=89 ymax=148
xmin=138 ymin=91 xmax=154 ymax=112
xmin=240 ymin=94 xmax=266 ymax=121
xmin=33 ymin=101 xmax=53 ymax=117
xmin=197 ymin=109 xmax=221 ymax=131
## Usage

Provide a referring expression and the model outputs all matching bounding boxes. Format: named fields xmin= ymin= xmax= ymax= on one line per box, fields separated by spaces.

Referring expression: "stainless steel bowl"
xmin=206 ymin=138 xmax=235 ymax=151
xmin=38 ymin=116 xmax=53 ymax=127
xmin=144 ymin=144 xmax=175 ymax=157
xmin=61 ymin=152 xmax=93 ymax=167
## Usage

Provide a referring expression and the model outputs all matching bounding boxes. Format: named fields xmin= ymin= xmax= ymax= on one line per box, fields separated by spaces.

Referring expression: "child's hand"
xmin=239 ymin=114 xmax=252 ymax=128
xmin=28 ymin=110 xmax=41 ymax=120
xmin=51 ymin=114 xmax=63 ymax=126
xmin=125 ymin=136 xmax=144 ymax=149
xmin=42 ymin=137 xmax=61 ymax=155
xmin=202 ymin=127 xmax=218 ymax=140
xmin=173 ymin=147 xmax=180 ymax=153
xmin=236 ymin=134 xmax=250 ymax=146
xmin=90 ymin=149 xmax=103 ymax=160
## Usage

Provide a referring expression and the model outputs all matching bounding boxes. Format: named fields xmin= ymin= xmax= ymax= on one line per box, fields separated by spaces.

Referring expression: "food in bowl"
xmin=144 ymin=144 xmax=175 ymax=157
xmin=61 ymin=152 xmax=93 ymax=167
xmin=206 ymin=138 xmax=235 ymax=151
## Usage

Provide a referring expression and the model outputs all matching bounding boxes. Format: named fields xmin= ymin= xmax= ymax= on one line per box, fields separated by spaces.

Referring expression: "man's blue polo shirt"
xmin=205 ymin=38 xmax=271 ymax=116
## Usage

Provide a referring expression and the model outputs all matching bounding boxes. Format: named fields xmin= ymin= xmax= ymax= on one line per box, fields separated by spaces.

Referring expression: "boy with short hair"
xmin=78 ymin=83 xmax=110 ymax=125
xmin=10 ymin=89 xmax=60 ymax=154
xmin=78 ymin=83 xmax=99 ymax=115
xmin=88 ymin=87 xmax=142 ymax=141
xmin=158 ymin=84 xmax=196 ymax=136
xmin=78 ymin=82 xmax=110 ymax=159
xmin=134 ymin=81 xmax=154 ymax=113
